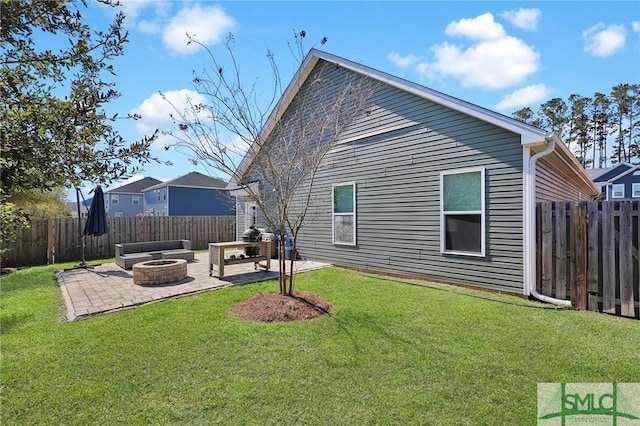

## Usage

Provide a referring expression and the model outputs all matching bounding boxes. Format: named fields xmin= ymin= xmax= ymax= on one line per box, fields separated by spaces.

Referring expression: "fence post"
xmin=572 ymin=202 xmax=587 ymax=310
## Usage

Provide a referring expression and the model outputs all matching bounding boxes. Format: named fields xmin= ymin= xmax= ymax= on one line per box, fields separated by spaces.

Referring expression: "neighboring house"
xmin=68 ymin=198 xmax=91 ymax=218
xmin=587 ymin=163 xmax=640 ymax=201
xmin=143 ymin=171 xmax=234 ymax=216
xmin=105 ymin=177 xmax=162 ymax=217
xmin=228 ymin=49 xmax=597 ymax=297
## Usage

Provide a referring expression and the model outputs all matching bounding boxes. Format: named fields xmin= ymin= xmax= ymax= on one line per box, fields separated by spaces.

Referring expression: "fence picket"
xmin=586 ymin=202 xmax=600 ymax=311
xmin=619 ymin=202 xmax=634 ymax=317
xmin=573 ymin=202 xmax=587 ymax=310
xmin=541 ymin=202 xmax=553 ymax=296
xmin=555 ymin=202 xmax=567 ymax=299
xmin=602 ymin=203 xmax=616 ymax=314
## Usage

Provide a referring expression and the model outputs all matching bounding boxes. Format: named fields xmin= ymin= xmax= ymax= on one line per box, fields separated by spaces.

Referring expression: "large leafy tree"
xmin=1 ymin=0 xmax=159 ymax=247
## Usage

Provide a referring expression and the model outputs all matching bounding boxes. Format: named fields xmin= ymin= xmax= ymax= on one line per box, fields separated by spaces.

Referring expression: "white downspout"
xmin=525 ymin=137 xmax=572 ymax=306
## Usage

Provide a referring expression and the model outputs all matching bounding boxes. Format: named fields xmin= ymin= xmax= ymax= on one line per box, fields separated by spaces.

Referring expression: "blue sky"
xmin=75 ymin=1 xmax=639 ymax=194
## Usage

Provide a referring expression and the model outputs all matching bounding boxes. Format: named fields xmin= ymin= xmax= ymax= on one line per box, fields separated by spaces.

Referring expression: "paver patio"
xmin=56 ymin=252 xmax=329 ymax=321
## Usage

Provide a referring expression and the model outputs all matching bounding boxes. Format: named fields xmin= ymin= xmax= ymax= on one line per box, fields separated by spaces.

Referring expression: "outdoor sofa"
xmin=115 ymin=239 xmax=194 ymax=269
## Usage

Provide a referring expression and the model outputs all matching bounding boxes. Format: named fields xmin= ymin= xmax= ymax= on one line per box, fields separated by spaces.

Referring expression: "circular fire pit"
xmin=133 ymin=259 xmax=188 ymax=286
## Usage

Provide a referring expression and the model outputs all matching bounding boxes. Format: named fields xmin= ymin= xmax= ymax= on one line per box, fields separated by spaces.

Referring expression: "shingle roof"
xmin=590 ymin=163 xmax=634 ymax=183
xmin=144 ymin=172 xmax=228 ymax=191
xmin=107 ymin=177 xmax=163 ymax=194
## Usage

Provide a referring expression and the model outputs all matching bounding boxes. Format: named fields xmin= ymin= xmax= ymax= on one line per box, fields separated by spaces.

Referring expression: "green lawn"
xmin=2 ymin=263 xmax=639 ymax=425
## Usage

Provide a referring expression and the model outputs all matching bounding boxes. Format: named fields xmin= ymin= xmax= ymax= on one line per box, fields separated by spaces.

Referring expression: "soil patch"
xmin=231 ymin=291 xmax=333 ymax=323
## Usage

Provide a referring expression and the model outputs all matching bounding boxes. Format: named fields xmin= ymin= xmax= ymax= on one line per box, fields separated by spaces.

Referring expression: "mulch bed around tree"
xmin=230 ymin=291 xmax=333 ymax=323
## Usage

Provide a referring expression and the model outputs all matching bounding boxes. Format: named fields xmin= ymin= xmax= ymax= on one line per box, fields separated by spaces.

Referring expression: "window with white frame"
xmin=632 ymin=183 xmax=640 ymax=198
xmin=132 ymin=195 xmax=140 ymax=205
xmin=440 ymin=167 xmax=485 ymax=256
xmin=156 ymin=190 xmax=161 ymax=201
xmin=333 ymin=182 xmax=356 ymax=245
xmin=111 ymin=194 xmax=119 ymax=205
xmin=611 ymin=184 xmax=625 ymax=199
xmin=115 ymin=212 xmax=123 ymax=217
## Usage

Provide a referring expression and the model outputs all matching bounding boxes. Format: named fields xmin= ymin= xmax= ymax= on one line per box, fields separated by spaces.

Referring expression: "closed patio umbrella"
xmin=83 ymin=186 xmax=109 ymax=237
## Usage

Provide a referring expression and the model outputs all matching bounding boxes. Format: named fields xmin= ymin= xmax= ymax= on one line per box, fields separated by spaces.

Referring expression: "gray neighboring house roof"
xmin=584 ymin=167 xmax=611 ymax=180
xmin=585 ymin=163 xmax=639 ymax=193
xmin=144 ymin=172 xmax=228 ymax=190
xmin=107 ymin=177 xmax=163 ymax=194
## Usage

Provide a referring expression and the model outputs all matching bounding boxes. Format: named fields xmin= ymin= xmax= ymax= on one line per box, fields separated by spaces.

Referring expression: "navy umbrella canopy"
xmin=83 ymin=186 xmax=109 ymax=237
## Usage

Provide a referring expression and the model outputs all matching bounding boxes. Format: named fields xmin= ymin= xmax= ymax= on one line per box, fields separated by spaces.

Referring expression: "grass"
xmin=2 ymin=263 xmax=639 ymax=425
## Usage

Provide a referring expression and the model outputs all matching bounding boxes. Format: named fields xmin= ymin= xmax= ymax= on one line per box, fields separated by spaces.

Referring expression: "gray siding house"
xmin=229 ymin=50 xmax=597 ymax=297
xmin=105 ymin=177 xmax=162 ymax=217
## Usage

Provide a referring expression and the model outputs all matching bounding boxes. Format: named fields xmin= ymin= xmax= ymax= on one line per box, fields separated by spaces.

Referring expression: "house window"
xmin=632 ymin=183 xmax=640 ymax=198
xmin=611 ymin=184 xmax=625 ymax=199
xmin=245 ymin=202 xmax=258 ymax=229
xmin=111 ymin=195 xmax=119 ymax=205
xmin=115 ymin=212 xmax=123 ymax=218
xmin=157 ymin=190 xmax=161 ymax=201
xmin=440 ymin=167 xmax=485 ymax=256
xmin=333 ymin=182 xmax=356 ymax=245
xmin=132 ymin=195 xmax=140 ymax=206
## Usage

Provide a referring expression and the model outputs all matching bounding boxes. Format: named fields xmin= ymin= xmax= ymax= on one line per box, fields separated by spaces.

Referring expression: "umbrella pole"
xmin=75 ymin=187 xmax=87 ymax=268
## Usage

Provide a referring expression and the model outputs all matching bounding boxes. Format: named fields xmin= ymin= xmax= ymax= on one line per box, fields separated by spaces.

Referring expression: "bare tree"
xmin=164 ymin=32 xmax=375 ymax=295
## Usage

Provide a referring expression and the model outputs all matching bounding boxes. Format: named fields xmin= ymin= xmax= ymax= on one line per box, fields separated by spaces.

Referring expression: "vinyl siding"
xmin=290 ymin=63 xmax=525 ymax=293
xmin=536 ymin=158 xmax=593 ymax=202
xmin=106 ymin=193 xmax=144 ymax=217
xmin=168 ymin=187 xmax=235 ymax=216
xmin=605 ymin=171 xmax=640 ymax=200
xmin=235 ymin=197 xmax=247 ymax=240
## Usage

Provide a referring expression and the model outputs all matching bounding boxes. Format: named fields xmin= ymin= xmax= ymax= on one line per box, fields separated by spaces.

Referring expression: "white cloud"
xmin=387 ymin=52 xmax=421 ymax=68
xmin=583 ymin=23 xmax=626 ymax=57
xmin=500 ymin=8 xmax=541 ymax=31
xmin=162 ymin=4 xmax=236 ymax=55
xmin=445 ymin=13 xmax=506 ymax=41
xmin=632 ymin=21 xmax=640 ymax=33
xmin=419 ymin=36 xmax=540 ymax=89
xmin=117 ymin=0 xmax=156 ymax=21
xmin=495 ymin=84 xmax=552 ymax=110
xmin=389 ymin=13 xmax=541 ymax=90
xmin=130 ymin=89 xmax=207 ymax=149
xmin=137 ymin=19 xmax=161 ymax=35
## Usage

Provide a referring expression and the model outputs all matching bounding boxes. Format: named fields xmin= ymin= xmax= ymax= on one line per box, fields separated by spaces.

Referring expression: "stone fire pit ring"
xmin=133 ymin=259 xmax=188 ymax=286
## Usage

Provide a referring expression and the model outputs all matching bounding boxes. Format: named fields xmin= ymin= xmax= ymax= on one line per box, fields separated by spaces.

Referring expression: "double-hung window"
xmin=111 ymin=195 xmax=119 ymax=205
xmin=333 ymin=182 xmax=356 ymax=245
xmin=631 ymin=183 xmax=640 ymax=198
xmin=611 ymin=184 xmax=625 ymax=199
xmin=440 ymin=167 xmax=485 ymax=256
xmin=132 ymin=195 xmax=140 ymax=206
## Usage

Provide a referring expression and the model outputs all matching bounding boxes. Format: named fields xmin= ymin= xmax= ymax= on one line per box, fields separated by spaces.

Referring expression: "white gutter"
xmin=524 ymin=137 xmax=572 ymax=307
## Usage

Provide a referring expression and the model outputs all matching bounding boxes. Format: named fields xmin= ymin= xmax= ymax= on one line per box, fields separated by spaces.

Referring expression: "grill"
xmin=242 ymin=226 xmax=261 ymax=256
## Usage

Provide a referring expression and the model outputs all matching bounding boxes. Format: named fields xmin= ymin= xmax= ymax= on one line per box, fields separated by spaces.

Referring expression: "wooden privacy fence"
xmin=3 ymin=216 xmax=236 ymax=267
xmin=537 ymin=201 xmax=639 ymax=319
